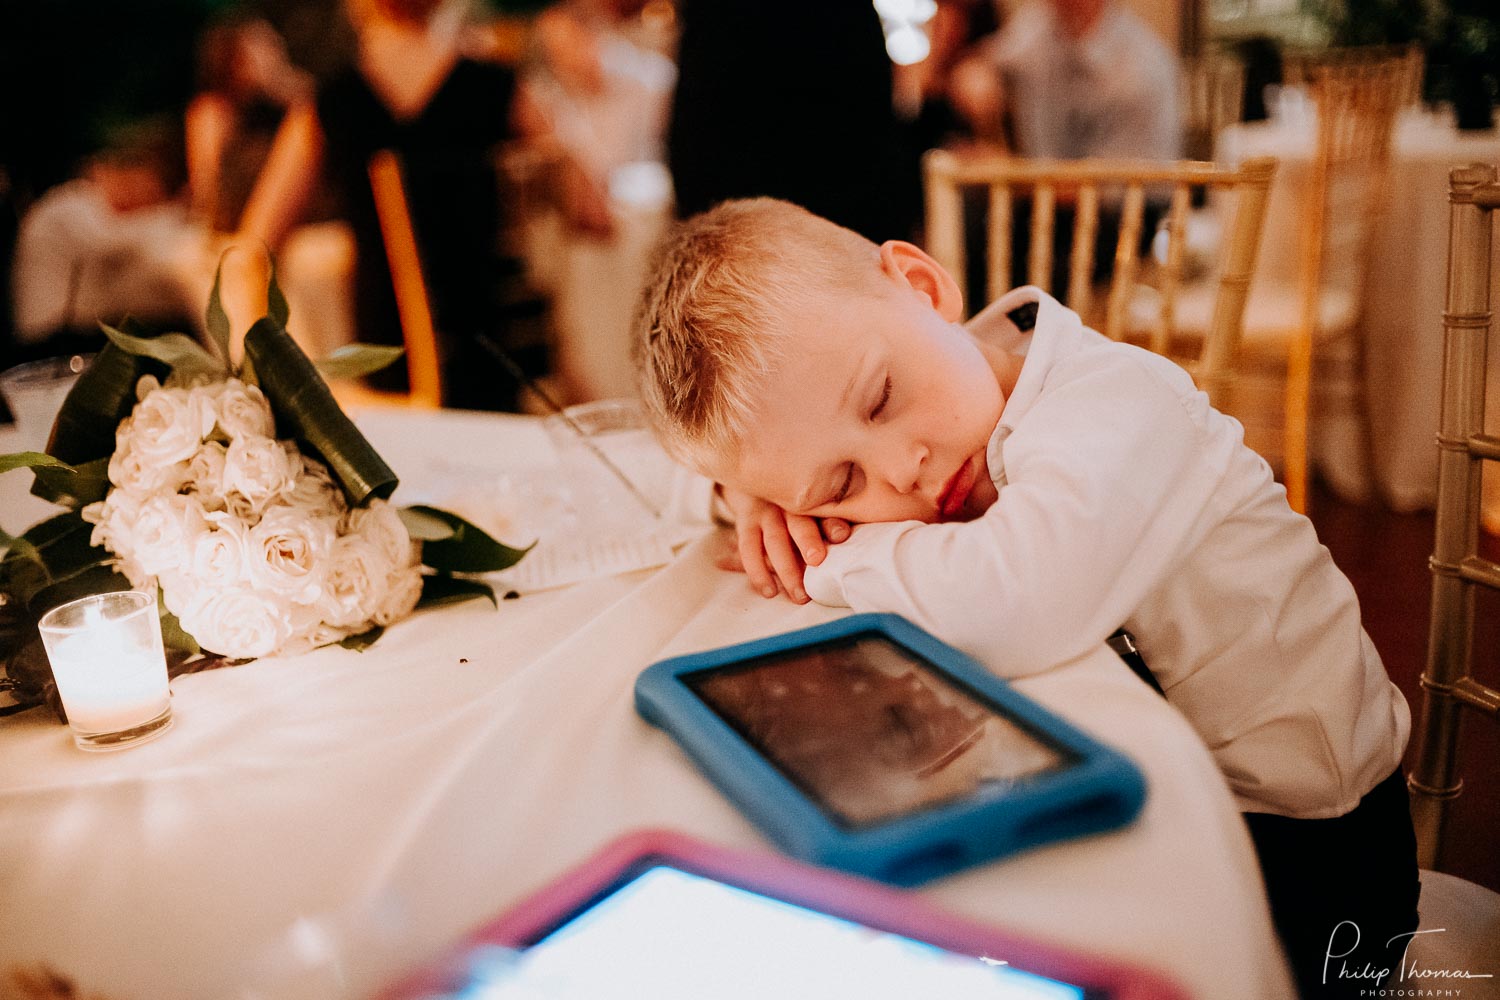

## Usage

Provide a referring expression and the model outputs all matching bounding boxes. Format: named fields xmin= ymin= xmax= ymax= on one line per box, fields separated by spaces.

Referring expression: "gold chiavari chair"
xmin=1277 ymin=56 xmax=1408 ymax=512
xmin=1408 ymin=163 xmax=1500 ymax=869
xmin=1398 ymin=163 xmax=1500 ymax=980
xmin=922 ymin=151 xmax=1277 ymax=416
xmin=341 ymin=148 xmax=444 ymax=410
xmin=1282 ymin=43 xmax=1425 ymax=109
xmin=1159 ymin=55 xmax=1405 ymax=512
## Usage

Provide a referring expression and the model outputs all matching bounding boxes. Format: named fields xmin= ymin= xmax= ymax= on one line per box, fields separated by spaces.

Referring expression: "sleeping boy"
xmin=634 ymin=197 xmax=1418 ymax=998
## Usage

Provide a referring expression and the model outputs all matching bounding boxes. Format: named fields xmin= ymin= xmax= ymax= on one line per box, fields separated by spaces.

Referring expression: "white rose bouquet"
xmin=79 ymin=375 xmax=426 ymax=659
xmin=1 ymin=264 xmax=529 ymax=708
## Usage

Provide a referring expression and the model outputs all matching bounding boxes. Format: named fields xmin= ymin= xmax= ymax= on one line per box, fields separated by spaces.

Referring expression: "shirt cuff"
xmin=803 ymin=521 xmax=909 ymax=608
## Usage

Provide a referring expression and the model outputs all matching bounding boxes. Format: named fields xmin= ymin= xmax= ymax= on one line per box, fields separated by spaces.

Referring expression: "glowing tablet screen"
xmin=685 ymin=635 xmax=1071 ymax=827
xmin=456 ymin=865 xmax=1086 ymax=999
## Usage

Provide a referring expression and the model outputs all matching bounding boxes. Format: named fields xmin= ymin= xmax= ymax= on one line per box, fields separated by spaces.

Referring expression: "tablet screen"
xmin=455 ymin=864 xmax=1088 ymax=998
xmin=685 ymin=634 xmax=1072 ymax=827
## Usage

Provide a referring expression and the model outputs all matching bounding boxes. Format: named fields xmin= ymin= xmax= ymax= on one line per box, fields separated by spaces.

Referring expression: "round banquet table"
xmin=1218 ymin=109 xmax=1500 ymax=525
xmin=0 ymin=406 xmax=1293 ymax=999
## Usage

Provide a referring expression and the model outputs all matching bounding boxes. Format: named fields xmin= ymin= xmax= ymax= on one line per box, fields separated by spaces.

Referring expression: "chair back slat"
xmin=925 ymin=158 xmax=966 ymax=305
xmin=1104 ymin=183 xmax=1147 ymax=341
xmin=987 ymin=184 xmax=1012 ymax=308
xmin=1408 ymin=163 xmax=1500 ymax=871
xmin=1152 ymin=182 xmax=1194 ymax=355
xmin=921 ymin=151 xmax=1278 ymax=413
xmin=1028 ymin=183 xmax=1056 ymax=291
xmin=1069 ymin=184 xmax=1100 ymax=319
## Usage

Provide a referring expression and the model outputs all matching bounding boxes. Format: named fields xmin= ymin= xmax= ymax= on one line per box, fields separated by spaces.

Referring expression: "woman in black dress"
xmin=236 ymin=0 xmax=524 ymax=410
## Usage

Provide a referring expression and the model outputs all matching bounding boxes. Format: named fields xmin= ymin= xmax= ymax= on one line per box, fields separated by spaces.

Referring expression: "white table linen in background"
xmin=1217 ymin=110 xmax=1500 ymax=525
xmin=0 ymin=408 xmax=1292 ymax=999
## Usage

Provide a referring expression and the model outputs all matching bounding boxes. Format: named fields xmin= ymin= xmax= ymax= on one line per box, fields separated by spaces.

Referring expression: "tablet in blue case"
xmin=635 ymin=613 xmax=1146 ymax=885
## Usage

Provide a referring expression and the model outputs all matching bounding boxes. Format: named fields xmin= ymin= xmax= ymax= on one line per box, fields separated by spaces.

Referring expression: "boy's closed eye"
xmin=825 ymin=374 xmax=893 ymax=507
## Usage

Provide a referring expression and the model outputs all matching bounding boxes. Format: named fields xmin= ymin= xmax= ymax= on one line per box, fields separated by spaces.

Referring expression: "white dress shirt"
xmin=805 ymin=287 xmax=1409 ymax=819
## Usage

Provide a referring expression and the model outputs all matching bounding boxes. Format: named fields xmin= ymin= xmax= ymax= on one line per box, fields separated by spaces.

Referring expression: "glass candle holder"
xmin=38 ymin=591 xmax=173 ymax=751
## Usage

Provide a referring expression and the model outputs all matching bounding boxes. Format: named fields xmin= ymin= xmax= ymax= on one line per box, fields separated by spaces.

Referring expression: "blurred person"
xmin=234 ymin=0 xmax=536 ymax=410
xmin=186 ymin=16 xmax=316 ymax=235
xmin=953 ymin=0 xmax=1181 ymax=162
xmin=949 ymin=0 xmax=1182 ymax=303
xmin=518 ymin=0 xmax=677 ymax=400
xmin=10 ymin=123 xmax=198 ymax=364
xmin=521 ymin=0 xmax=676 ymax=239
xmin=668 ymin=0 xmax=911 ymax=243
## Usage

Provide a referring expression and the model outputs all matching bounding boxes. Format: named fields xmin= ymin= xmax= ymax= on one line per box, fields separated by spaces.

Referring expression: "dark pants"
xmin=1243 ymin=768 xmax=1421 ymax=999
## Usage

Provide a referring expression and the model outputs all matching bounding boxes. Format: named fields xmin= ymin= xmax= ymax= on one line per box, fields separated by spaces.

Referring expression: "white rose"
xmin=224 ymin=435 xmax=297 ymax=512
xmin=176 ymin=587 xmax=295 ymax=659
xmin=86 ymin=491 xmax=149 ymax=587
xmin=372 ymin=564 xmax=424 ymax=627
xmin=345 ymin=499 xmax=419 ymax=570
xmin=278 ymin=622 xmax=354 ymax=658
xmin=284 ymin=452 xmax=346 ymax=518
xmin=184 ymin=441 xmax=229 ymax=511
xmin=108 ymin=433 xmax=190 ymax=496
xmin=245 ymin=503 xmax=334 ymax=604
xmin=212 ymin=379 xmax=276 ymax=441
xmin=123 ymin=493 xmax=210 ymax=579
xmin=124 ymin=382 xmax=216 ymax=467
xmin=188 ymin=512 xmax=252 ymax=585
xmin=318 ymin=532 xmax=391 ymax=628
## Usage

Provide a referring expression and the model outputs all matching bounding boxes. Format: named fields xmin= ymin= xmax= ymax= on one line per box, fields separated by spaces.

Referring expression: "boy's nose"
xmin=876 ymin=439 xmax=927 ymax=495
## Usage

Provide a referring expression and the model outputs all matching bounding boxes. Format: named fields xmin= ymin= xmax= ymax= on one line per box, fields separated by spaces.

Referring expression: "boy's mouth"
xmin=937 ymin=456 xmax=978 ymax=520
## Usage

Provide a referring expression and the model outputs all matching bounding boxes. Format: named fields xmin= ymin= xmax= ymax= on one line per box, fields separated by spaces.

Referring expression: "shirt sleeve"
xmin=804 ymin=353 xmax=1228 ymax=678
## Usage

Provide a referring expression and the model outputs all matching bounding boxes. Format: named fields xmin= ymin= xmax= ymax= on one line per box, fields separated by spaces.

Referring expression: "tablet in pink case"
xmin=379 ymin=829 xmax=1188 ymax=1000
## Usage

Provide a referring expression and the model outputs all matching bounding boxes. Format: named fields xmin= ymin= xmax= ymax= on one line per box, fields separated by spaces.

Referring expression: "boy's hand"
xmin=715 ymin=485 xmax=851 ymax=604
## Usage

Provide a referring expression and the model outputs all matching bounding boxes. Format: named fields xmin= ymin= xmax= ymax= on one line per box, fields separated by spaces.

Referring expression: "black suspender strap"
xmin=1006 ymin=302 xmax=1039 ymax=332
xmin=1107 ymin=628 xmax=1165 ymax=698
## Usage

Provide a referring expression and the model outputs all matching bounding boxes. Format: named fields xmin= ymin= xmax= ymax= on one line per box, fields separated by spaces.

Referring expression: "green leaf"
xmin=315 ymin=344 xmax=406 ymax=381
xmin=398 ymin=505 xmax=457 ymax=542
xmin=0 ymin=452 xmax=73 ymax=475
xmin=205 ymin=254 xmax=231 ymax=365
xmin=338 ymin=623 xmax=385 ymax=651
xmin=100 ymin=322 xmax=224 ymax=381
xmin=30 ymin=456 xmax=109 ymax=508
xmin=244 ymin=316 xmax=398 ymax=506
xmin=406 ymin=505 xmax=533 ymax=573
xmin=1 ymin=512 xmax=114 ymax=607
xmin=0 ymin=531 xmax=42 ymax=574
xmin=27 ymin=565 xmax=132 ymax=620
xmin=267 ymin=257 xmax=290 ymax=328
xmin=160 ymin=607 xmax=201 ymax=656
xmin=417 ymin=574 xmax=498 ymax=610
xmin=41 ymin=343 xmax=165 ymax=467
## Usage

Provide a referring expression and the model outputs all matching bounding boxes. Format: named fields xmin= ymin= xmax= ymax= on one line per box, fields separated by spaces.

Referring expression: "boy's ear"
xmin=878 ymin=241 xmax=965 ymax=322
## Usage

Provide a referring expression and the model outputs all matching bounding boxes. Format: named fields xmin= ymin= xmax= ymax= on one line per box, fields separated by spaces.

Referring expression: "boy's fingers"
xmin=786 ymin=515 xmax=826 ymax=566
xmin=760 ymin=521 xmax=808 ymax=603
xmin=822 ymin=518 xmax=852 ymax=543
xmin=737 ymin=528 xmax=778 ymax=599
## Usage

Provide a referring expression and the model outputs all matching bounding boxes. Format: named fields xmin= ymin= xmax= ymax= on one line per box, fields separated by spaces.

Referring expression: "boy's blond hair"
xmin=634 ymin=198 xmax=880 ymax=470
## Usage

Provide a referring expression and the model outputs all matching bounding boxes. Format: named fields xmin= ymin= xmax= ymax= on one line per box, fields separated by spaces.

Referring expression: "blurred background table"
xmin=1218 ymin=108 xmax=1500 ymax=522
xmin=0 ymin=407 xmax=1291 ymax=999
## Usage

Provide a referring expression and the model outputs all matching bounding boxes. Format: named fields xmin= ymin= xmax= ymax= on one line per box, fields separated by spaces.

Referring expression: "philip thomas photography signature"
xmin=1324 ymin=920 xmax=1495 ymax=989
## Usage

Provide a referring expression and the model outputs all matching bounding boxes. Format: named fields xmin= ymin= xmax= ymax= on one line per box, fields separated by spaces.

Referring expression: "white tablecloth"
xmin=0 ymin=408 xmax=1292 ymax=999
xmin=1218 ymin=110 xmax=1500 ymax=521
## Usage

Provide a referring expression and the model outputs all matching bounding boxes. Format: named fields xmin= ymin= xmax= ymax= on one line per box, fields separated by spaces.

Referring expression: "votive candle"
xmin=39 ymin=591 xmax=173 ymax=751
